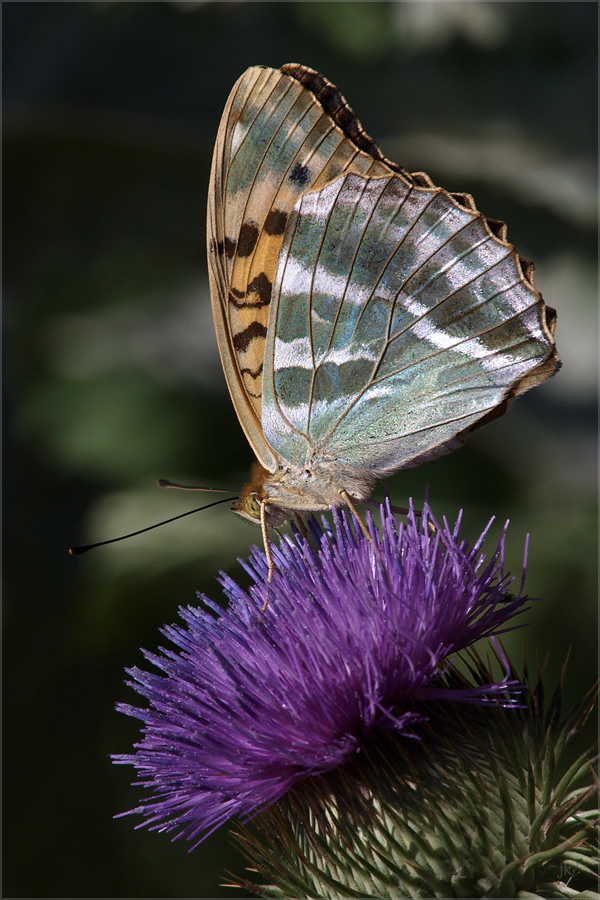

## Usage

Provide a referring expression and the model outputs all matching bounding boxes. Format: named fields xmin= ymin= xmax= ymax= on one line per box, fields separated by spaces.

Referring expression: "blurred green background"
xmin=3 ymin=2 xmax=597 ymax=897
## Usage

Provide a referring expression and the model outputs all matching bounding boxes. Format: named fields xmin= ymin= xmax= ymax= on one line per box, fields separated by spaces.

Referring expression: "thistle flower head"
xmin=114 ymin=500 xmax=530 ymax=846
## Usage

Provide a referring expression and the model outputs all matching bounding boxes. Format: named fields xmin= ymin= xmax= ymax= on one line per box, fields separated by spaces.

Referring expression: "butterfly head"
xmin=233 ymin=462 xmax=290 ymax=527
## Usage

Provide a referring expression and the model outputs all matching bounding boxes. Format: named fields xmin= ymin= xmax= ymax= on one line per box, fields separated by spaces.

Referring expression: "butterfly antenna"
xmin=68 ymin=495 xmax=237 ymax=555
xmin=158 ymin=478 xmax=234 ymax=492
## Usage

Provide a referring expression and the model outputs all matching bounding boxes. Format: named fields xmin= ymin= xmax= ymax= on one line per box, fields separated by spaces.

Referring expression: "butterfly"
xmin=207 ymin=63 xmax=560 ymax=537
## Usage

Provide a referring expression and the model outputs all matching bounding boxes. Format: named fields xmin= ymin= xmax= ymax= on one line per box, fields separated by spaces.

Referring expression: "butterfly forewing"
xmin=208 ymin=64 xmax=396 ymax=468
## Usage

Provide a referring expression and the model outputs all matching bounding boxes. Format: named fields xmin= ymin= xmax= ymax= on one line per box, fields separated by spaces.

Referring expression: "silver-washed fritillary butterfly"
xmin=207 ymin=63 xmax=560 ymax=534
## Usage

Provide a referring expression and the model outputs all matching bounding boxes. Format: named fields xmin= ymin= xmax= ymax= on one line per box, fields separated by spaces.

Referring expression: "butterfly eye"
xmin=244 ymin=494 xmax=262 ymax=520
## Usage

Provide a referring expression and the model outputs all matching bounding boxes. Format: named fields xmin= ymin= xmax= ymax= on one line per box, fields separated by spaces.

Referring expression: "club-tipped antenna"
xmin=68 ymin=495 xmax=237 ymax=555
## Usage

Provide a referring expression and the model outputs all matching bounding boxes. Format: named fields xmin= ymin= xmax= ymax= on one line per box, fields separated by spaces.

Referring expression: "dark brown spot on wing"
xmin=290 ymin=161 xmax=310 ymax=185
xmin=247 ymin=272 xmax=272 ymax=306
xmin=229 ymin=291 xmax=249 ymax=308
xmin=264 ymin=209 xmax=288 ymax=235
xmin=519 ymin=256 xmax=535 ymax=286
xmin=237 ymin=222 xmax=259 ymax=257
xmin=240 ymin=362 xmax=264 ymax=380
xmin=410 ymin=172 xmax=434 ymax=187
xmin=233 ymin=321 xmax=268 ymax=352
xmin=451 ymin=192 xmax=476 ymax=211
xmin=224 ymin=237 xmax=236 ymax=259
xmin=485 ymin=218 xmax=507 ymax=240
xmin=228 ymin=271 xmax=272 ymax=309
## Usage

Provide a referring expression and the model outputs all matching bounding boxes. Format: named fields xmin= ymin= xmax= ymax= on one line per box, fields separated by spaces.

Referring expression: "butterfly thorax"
xmin=233 ymin=459 xmax=376 ymax=526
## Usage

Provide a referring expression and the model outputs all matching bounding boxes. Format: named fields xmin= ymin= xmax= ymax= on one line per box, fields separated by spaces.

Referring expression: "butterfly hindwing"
xmin=262 ymin=170 xmax=557 ymax=474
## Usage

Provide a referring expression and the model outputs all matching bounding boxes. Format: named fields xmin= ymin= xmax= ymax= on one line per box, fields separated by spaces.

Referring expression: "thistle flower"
xmin=113 ymin=500 xmax=530 ymax=846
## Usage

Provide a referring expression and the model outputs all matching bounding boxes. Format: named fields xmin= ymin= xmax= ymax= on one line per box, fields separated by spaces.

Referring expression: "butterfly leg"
xmin=294 ymin=512 xmax=309 ymax=539
xmin=338 ymin=489 xmax=373 ymax=545
xmin=260 ymin=500 xmax=274 ymax=613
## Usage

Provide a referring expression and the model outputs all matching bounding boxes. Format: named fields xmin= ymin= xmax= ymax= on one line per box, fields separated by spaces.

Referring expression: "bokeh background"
xmin=4 ymin=2 xmax=597 ymax=897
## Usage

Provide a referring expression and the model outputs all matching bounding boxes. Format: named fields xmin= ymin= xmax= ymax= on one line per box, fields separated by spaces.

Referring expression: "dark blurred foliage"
xmin=3 ymin=3 xmax=597 ymax=897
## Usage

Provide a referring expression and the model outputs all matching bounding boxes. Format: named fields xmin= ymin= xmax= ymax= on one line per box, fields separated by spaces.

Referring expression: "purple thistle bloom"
xmin=113 ymin=500 xmax=530 ymax=846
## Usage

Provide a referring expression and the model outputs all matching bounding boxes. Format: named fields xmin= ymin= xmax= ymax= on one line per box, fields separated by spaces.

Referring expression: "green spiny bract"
xmin=230 ymin=656 xmax=598 ymax=899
